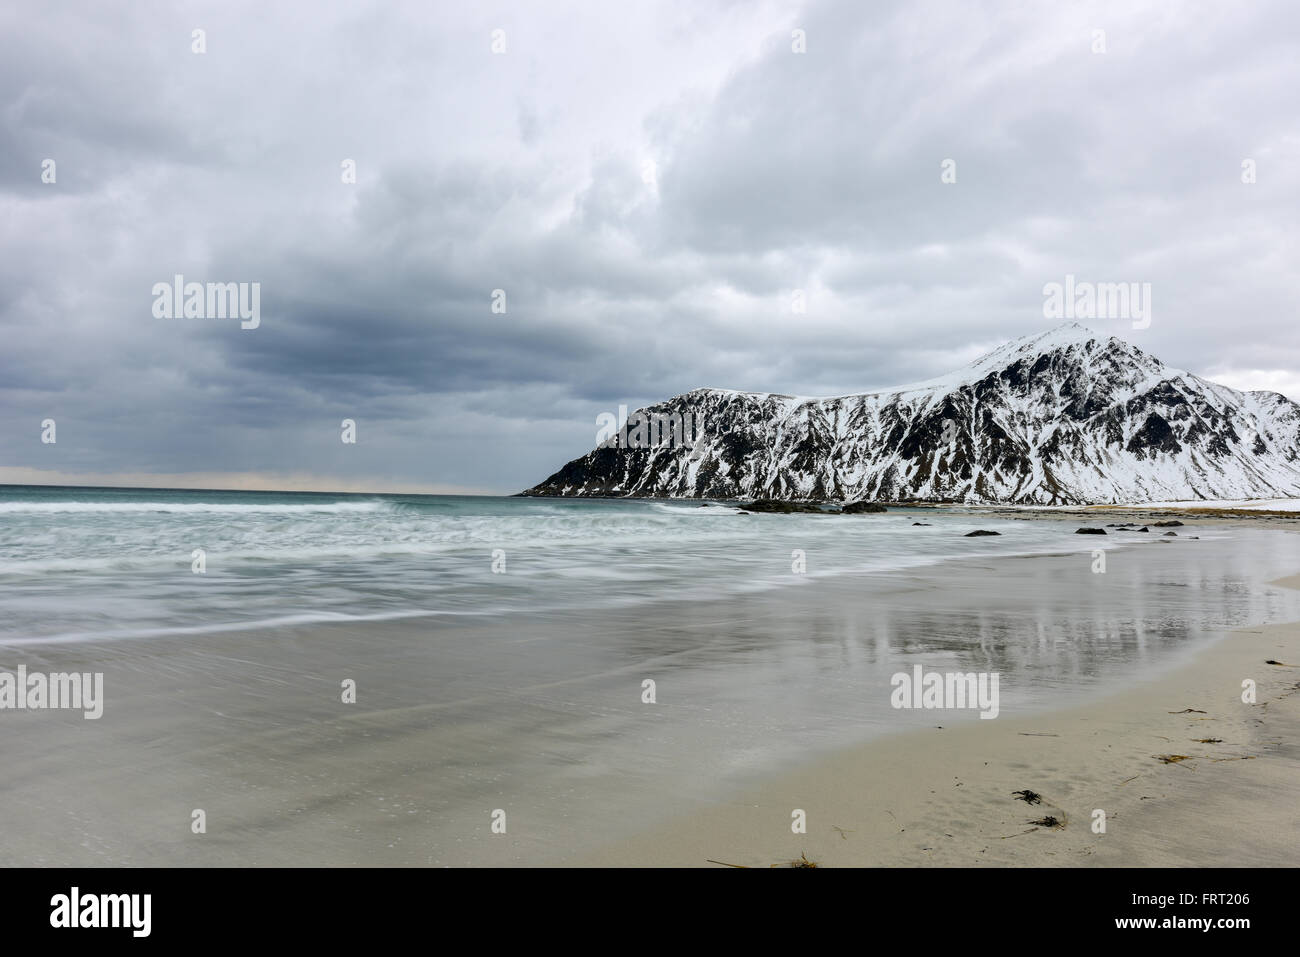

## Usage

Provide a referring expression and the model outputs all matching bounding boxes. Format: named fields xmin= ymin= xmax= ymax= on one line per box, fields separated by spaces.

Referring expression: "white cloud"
xmin=1207 ymin=369 xmax=1300 ymax=403
xmin=2 ymin=0 xmax=1297 ymax=493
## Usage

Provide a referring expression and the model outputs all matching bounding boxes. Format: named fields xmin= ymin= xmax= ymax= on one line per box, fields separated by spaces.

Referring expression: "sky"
xmin=2 ymin=0 xmax=1297 ymax=494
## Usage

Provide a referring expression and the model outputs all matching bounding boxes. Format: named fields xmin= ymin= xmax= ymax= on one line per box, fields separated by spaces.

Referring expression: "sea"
xmin=5 ymin=483 xmax=1300 ymax=863
xmin=0 ymin=483 xmax=1158 ymax=645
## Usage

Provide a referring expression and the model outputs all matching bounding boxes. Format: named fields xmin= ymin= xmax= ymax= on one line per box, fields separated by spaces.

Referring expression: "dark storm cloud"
xmin=2 ymin=0 xmax=1297 ymax=492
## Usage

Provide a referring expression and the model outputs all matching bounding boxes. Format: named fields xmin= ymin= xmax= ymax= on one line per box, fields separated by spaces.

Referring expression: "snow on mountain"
xmin=521 ymin=323 xmax=1300 ymax=505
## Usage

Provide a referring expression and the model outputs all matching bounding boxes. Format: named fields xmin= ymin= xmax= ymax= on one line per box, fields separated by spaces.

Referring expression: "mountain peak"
xmin=985 ymin=321 xmax=1108 ymax=360
xmin=524 ymin=325 xmax=1300 ymax=504
xmin=896 ymin=323 xmax=1155 ymax=398
xmin=1038 ymin=320 xmax=1103 ymax=344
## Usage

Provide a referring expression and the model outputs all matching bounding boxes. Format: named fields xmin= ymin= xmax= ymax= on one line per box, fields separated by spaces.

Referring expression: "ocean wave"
xmin=0 ymin=607 xmax=475 ymax=647
xmin=646 ymin=502 xmax=744 ymax=515
xmin=0 ymin=525 xmax=767 ymax=574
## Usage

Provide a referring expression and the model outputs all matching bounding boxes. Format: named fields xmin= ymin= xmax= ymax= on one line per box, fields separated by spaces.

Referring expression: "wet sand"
xmin=2 ymin=521 xmax=1298 ymax=866
xmin=582 ymin=587 xmax=1300 ymax=867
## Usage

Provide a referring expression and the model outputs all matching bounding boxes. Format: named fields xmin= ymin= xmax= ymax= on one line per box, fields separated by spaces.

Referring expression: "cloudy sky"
xmin=3 ymin=0 xmax=1297 ymax=494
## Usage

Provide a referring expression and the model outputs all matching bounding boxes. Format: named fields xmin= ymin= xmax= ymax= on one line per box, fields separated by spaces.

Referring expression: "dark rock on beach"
xmin=1076 ymin=527 xmax=1107 ymax=534
xmin=965 ymin=529 xmax=1001 ymax=537
xmin=739 ymin=499 xmax=826 ymax=513
xmin=1153 ymin=520 xmax=1184 ymax=527
xmin=842 ymin=500 xmax=888 ymax=514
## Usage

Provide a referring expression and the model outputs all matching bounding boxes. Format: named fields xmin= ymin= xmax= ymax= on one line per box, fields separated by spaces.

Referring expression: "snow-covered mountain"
xmin=521 ymin=323 xmax=1300 ymax=505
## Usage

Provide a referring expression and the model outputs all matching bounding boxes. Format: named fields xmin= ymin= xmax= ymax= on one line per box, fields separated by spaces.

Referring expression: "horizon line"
xmin=0 ymin=478 xmax=507 ymax=498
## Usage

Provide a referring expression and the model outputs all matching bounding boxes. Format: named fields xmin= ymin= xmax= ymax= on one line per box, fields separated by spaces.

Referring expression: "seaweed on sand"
xmin=1028 ymin=816 xmax=1066 ymax=829
xmin=706 ymin=852 xmax=821 ymax=868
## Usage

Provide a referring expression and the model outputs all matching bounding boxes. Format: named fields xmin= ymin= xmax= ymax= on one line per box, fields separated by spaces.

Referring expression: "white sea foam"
xmin=0 ymin=489 xmax=1134 ymax=644
xmin=0 ymin=607 xmax=469 ymax=647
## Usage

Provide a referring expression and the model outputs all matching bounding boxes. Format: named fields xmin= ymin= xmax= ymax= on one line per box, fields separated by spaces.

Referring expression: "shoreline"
xmin=516 ymin=492 xmax=1300 ymax=526
xmin=0 ymin=504 xmax=1233 ymax=652
xmin=578 ymin=574 xmax=1300 ymax=867
xmin=2 ymin=518 xmax=1297 ymax=866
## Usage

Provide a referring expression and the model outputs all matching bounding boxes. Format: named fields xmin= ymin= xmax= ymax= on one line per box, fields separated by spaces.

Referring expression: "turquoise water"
xmin=0 ymin=484 xmax=1103 ymax=644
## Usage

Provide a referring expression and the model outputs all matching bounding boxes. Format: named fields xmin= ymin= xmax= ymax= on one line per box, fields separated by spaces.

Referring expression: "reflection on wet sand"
xmin=1 ymin=524 xmax=1297 ymax=865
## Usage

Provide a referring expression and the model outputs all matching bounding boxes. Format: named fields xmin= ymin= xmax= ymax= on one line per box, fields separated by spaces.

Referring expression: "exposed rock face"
xmin=521 ymin=323 xmax=1300 ymax=505
xmin=737 ymin=499 xmax=826 ymax=514
xmin=842 ymin=501 xmax=888 ymax=513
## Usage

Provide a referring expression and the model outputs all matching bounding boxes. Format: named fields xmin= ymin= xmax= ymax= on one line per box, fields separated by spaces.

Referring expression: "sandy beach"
xmin=2 ymin=513 xmax=1298 ymax=867
xmin=582 ymin=576 xmax=1300 ymax=868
